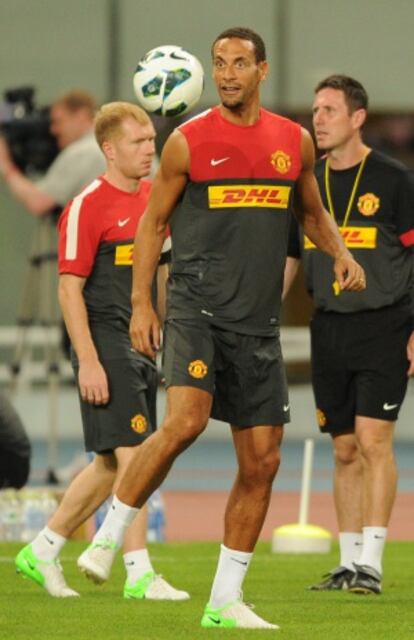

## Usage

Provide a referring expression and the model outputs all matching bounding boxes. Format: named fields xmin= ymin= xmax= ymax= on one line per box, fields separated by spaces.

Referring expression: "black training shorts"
xmin=311 ymin=301 xmax=411 ymax=435
xmin=74 ymin=357 xmax=158 ymax=453
xmin=162 ymin=318 xmax=290 ymax=427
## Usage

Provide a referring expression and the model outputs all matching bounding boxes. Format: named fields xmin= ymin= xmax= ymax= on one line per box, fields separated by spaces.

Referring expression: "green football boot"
xmin=16 ymin=544 xmax=79 ymax=597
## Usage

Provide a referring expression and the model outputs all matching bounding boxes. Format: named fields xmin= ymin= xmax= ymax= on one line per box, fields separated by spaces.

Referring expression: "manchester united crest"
xmin=131 ymin=414 xmax=147 ymax=434
xmin=357 ymin=192 xmax=380 ymax=216
xmin=188 ymin=359 xmax=208 ymax=379
xmin=270 ymin=150 xmax=291 ymax=174
xmin=316 ymin=408 xmax=327 ymax=428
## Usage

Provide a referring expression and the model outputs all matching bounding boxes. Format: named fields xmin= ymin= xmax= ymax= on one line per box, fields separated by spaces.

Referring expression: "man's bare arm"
xmin=282 ymin=256 xmax=300 ymax=300
xmin=407 ymin=331 xmax=414 ymax=376
xmin=58 ymin=274 xmax=109 ymax=404
xmin=156 ymin=263 xmax=169 ymax=326
xmin=294 ymin=129 xmax=365 ymax=291
xmin=0 ymin=137 xmax=57 ymax=216
xmin=130 ymin=130 xmax=189 ymax=358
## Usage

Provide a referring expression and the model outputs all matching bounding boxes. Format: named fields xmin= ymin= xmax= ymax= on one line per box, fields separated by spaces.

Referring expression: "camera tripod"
xmin=10 ymin=214 xmax=65 ymax=484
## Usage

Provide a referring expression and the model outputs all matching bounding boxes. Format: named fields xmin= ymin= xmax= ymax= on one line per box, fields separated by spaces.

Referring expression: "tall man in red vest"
xmin=77 ymin=30 xmax=365 ymax=629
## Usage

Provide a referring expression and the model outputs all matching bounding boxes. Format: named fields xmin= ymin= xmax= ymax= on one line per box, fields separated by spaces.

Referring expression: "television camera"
xmin=0 ymin=86 xmax=58 ymax=174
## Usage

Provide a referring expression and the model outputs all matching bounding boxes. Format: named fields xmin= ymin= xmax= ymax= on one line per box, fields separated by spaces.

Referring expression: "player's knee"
xmin=334 ymin=447 xmax=358 ymax=467
xmin=358 ymin=437 xmax=392 ymax=464
xmin=162 ymin=413 xmax=208 ymax=453
xmin=240 ymin=448 xmax=280 ymax=488
xmin=262 ymin=448 xmax=281 ymax=482
xmin=333 ymin=439 xmax=358 ymax=467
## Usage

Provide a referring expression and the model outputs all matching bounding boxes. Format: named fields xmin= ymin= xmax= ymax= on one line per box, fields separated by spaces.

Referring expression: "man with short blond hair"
xmin=94 ymin=101 xmax=152 ymax=146
xmin=15 ymin=102 xmax=187 ymax=603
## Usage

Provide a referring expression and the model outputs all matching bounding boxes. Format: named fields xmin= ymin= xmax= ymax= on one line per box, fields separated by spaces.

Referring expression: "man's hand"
xmin=0 ymin=137 xmax=15 ymax=177
xmin=78 ymin=359 xmax=109 ymax=405
xmin=407 ymin=331 xmax=414 ymax=377
xmin=334 ymin=253 xmax=366 ymax=292
xmin=130 ymin=302 xmax=161 ymax=361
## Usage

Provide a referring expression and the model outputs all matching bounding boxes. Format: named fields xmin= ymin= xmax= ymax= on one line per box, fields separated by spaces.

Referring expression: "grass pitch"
xmin=1 ymin=540 xmax=413 ymax=639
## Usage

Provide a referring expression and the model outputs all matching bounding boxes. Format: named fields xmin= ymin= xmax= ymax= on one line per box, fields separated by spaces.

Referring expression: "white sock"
xmin=357 ymin=526 xmax=387 ymax=574
xmin=123 ymin=549 xmax=154 ymax=585
xmin=31 ymin=527 xmax=67 ymax=562
xmin=93 ymin=495 xmax=139 ymax=549
xmin=339 ymin=532 xmax=363 ymax=570
xmin=208 ymin=544 xmax=252 ymax=608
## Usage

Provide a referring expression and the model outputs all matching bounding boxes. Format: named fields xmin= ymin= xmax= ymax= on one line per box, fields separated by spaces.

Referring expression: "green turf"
xmin=1 ymin=540 xmax=413 ymax=639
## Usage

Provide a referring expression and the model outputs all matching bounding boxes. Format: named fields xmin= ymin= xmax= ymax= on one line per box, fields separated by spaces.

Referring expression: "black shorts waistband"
xmin=314 ymin=295 xmax=411 ymax=322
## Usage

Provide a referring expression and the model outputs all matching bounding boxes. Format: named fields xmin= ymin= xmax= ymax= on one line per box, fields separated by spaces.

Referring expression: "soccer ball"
xmin=133 ymin=45 xmax=204 ymax=117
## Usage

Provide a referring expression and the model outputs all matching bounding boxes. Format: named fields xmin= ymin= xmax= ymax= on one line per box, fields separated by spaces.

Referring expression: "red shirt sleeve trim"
xmin=400 ymin=229 xmax=414 ymax=247
xmin=58 ymin=264 xmax=91 ymax=277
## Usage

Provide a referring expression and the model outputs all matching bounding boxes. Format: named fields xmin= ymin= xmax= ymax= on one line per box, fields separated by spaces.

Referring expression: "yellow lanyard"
xmin=324 ymin=152 xmax=369 ymax=227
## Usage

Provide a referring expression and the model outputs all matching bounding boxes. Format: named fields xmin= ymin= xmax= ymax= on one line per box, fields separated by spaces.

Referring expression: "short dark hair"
xmin=315 ymin=75 xmax=368 ymax=113
xmin=211 ymin=27 xmax=266 ymax=63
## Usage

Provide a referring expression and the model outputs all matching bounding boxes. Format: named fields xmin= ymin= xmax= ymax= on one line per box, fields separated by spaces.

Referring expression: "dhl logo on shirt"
xmin=304 ymin=226 xmax=377 ymax=249
xmin=114 ymin=244 xmax=134 ymax=265
xmin=208 ymin=185 xmax=291 ymax=209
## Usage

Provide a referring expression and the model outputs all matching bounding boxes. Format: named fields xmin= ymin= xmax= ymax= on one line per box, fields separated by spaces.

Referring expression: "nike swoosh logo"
xmin=208 ymin=616 xmax=221 ymax=625
xmin=231 ymin=557 xmax=248 ymax=566
xmin=118 ymin=218 xmax=130 ymax=227
xmin=44 ymin=535 xmax=55 ymax=545
xmin=210 ymin=157 xmax=230 ymax=166
xmin=283 ymin=404 xmax=290 ymax=412
xmin=170 ymin=51 xmax=187 ymax=60
xmin=374 ymin=535 xmax=384 ymax=539
xmin=383 ymin=402 xmax=398 ymax=410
